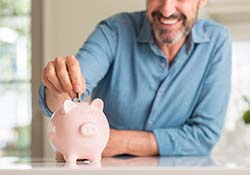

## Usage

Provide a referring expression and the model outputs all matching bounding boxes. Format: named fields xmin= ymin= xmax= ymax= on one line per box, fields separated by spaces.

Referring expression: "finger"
xmin=41 ymin=68 xmax=61 ymax=94
xmin=54 ymin=57 xmax=74 ymax=94
xmin=45 ymin=61 xmax=65 ymax=93
xmin=65 ymin=56 xmax=83 ymax=93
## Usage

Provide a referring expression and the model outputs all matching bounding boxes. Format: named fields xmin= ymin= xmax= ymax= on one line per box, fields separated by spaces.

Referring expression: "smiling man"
xmin=39 ymin=0 xmax=231 ymax=157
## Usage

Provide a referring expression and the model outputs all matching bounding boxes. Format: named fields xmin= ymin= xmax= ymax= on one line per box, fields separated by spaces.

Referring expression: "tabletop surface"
xmin=0 ymin=154 xmax=249 ymax=175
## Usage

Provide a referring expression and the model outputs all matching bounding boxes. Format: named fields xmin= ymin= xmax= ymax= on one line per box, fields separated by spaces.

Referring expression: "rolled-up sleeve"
xmin=38 ymin=84 xmax=53 ymax=117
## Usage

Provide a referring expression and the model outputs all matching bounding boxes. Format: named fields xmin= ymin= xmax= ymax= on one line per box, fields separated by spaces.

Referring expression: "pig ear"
xmin=62 ymin=100 xmax=77 ymax=114
xmin=90 ymin=98 xmax=104 ymax=111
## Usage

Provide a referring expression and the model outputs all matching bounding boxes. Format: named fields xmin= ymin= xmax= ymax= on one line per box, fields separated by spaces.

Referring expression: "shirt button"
xmin=160 ymin=62 xmax=166 ymax=68
xmin=158 ymin=88 xmax=164 ymax=95
xmin=148 ymin=120 xmax=154 ymax=125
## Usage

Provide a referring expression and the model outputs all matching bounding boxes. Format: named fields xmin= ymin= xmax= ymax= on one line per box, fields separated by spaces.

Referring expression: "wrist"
xmin=119 ymin=130 xmax=130 ymax=154
xmin=123 ymin=130 xmax=158 ymax=156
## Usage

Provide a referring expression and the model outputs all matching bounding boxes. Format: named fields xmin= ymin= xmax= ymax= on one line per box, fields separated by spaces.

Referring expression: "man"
xmin=39 ymin=0 xmax=231 ymax=157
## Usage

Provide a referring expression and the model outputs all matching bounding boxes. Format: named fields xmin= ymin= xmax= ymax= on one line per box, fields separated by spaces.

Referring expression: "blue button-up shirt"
xmin=39 ymin=11 xmax=232 ymax=156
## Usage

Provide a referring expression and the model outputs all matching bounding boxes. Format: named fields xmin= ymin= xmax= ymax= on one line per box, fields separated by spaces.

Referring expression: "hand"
xmin=102 ymin=129 xmax=127 ymax=157
xmin=42 ymin=55 xmax=86 ymax=98
xmin=41 ymin=56 xmax=86 ymax=112
xmin=103 ymin=129 xmax=158 ymax=157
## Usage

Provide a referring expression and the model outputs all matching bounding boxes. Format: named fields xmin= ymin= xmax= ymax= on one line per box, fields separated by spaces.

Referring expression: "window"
xmin=213 ymin=41 xmax=250 ymax=155
xmin=0 ymin=0 xmax=31 ymax=157
xmin=208 ymin=1 xmax=250 ymax=154
xmin=226 ymin=41 xmax=250 ymax=130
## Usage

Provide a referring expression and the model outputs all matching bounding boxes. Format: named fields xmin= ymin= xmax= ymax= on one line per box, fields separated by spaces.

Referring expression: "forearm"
xmin=121 ymin=130 xmax=159 ymax=156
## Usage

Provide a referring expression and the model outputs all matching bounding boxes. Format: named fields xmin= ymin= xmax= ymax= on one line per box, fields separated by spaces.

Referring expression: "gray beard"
xmin=153 ymin=25 xmax=188 ymax=45
xmin=151 ymin=9 xmax=199 ymax=45
xmin=152 ymin=17 xmax=196 ymax=45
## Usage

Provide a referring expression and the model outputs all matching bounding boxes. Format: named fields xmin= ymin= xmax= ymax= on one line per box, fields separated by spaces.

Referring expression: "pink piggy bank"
xmin=48 ymin=98 xmax=110 ymax=163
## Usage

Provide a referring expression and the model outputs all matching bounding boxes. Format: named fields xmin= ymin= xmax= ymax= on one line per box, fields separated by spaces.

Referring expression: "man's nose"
xmin=160 ymin=0 xmax=177 ymax=17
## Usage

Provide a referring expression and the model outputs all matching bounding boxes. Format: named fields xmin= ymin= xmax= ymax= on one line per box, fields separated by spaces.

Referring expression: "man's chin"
xmin=156 ymin=32 xmax=185 ymax=45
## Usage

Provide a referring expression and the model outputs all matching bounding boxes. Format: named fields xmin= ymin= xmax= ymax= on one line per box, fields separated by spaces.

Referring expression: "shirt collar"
xmin=190 ymin=21 xmax=210 ymax=44
xmin=137 ymin=13 xmax=153 ymax=43
xmin=137 ymin=13 xmax=210 ymax=45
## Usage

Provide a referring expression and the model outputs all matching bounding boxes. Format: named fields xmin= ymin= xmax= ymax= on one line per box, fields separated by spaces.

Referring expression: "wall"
xmin=206 ymin=0 xmax=250 ymax=40
xmin=43 ymin=0 xmax=145 ymax=63
xmin=42 ymin=0 xmax=210 ymax=63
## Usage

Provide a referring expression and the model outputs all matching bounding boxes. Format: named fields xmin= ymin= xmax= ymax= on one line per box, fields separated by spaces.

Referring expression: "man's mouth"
xmin=152 ymin=11 xmax=184 ymax=26
xmin=150 ymin=10 xmax=194 ymax=44
xmin=158 ymin=17 xmax=179 ymax=25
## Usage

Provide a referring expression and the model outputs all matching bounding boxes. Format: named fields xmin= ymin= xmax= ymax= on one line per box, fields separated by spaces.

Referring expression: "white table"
xmin=0 ymin=155 xmax=249 ymax=175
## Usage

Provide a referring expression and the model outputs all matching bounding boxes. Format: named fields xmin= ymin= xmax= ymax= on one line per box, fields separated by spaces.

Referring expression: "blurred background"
xmin=0 ymin=0 xmax=249 ymax=159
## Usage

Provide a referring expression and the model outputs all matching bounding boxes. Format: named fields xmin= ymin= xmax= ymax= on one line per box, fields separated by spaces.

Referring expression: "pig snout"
xmin=80 ymin=122 xmax=97 ymax=137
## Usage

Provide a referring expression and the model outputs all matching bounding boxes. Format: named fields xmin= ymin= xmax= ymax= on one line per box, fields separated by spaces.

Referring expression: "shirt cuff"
xmin=38 ymin=84 xmax=53 ymax=117
xmin=153 ymin=128 xmax=174 ymax=156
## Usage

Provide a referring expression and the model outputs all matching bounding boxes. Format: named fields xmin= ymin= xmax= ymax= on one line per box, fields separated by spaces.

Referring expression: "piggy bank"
xmin=48 ymin=98 xmax=110 ymax=163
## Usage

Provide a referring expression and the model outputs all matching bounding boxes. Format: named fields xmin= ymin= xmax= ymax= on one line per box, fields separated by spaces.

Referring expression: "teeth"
xmin=159 ymin=18 xmax=178 ymax=25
